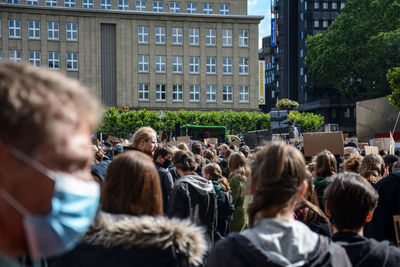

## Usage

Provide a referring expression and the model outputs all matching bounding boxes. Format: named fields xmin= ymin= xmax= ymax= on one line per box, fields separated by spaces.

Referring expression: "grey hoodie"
xmin=241 ymin=217 xmax=320 ymax=266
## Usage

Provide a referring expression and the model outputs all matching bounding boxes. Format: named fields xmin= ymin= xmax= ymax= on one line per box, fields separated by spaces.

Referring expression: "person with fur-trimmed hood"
xmin=49 ymin=151 xmax=207 ymax=267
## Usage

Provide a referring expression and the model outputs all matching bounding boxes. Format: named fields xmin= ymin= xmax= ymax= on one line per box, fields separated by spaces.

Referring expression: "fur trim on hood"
xmin=81 ymin=212 xmax=207 ymax=266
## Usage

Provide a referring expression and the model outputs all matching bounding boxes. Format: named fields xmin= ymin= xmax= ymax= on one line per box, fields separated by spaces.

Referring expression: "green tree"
xmin=306 ymin=0 xmax=400 ymax=99
xmin=387 ymin=67 xmax=400 ymax=108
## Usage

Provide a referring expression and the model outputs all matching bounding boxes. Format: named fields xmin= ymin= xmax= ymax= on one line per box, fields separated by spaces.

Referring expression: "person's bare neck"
xmin=333 ymin=226 xmax=363 ymax=236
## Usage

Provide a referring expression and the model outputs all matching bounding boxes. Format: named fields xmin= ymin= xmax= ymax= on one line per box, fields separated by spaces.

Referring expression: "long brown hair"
xmin=101 ymin=151 xmax=163 ymax=216
xmin=248 ymin=142 xmax=308 ymax=227
xmin=228 ymin=152 xmax=249 ymax=181
xmin=316 ymin=150 xmax=337 ymax=178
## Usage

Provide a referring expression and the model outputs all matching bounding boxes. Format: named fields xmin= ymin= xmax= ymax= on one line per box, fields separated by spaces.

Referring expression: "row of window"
xmin=304 ymin=1 xmax=345 ymax=10
xmin=139 ymin=26 xmax=249 ymax=47
xmin=137 ymin=84 xmax=249 ymax=103
xmin=4 ymin=20 xmax=77 ymax=41
xmin=313 ymin=19 xmax=330 ymax=28
xmin=3 ymin=20 xmax=250 ymax=47
xmin=6 ymin=0 xmax=231 ymax=14
xmin=139 ymin=55 xmax=249 ymax=74
xmin=0 ymin=50 xmax=78 ymax=70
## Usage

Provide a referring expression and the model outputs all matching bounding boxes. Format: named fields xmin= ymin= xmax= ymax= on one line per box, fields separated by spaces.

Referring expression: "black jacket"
xmin=206 ymin=233 xmax=351 ymax=267
xmin=332 ymin=232 xmax=400 ymax=267
xmin=168 ymin=174 xmax=217 ymax=244
xmin=49 ymin=212 xmax=207 ymax=267
xmin=154 ymin=161 xmax=175 ymax=213
xmin=365 ymin=171 xmax=400 ymax=244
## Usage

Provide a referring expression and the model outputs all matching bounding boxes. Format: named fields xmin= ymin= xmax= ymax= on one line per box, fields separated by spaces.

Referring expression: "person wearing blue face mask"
xmin=0 ymin=63 xmax=101 ymax=266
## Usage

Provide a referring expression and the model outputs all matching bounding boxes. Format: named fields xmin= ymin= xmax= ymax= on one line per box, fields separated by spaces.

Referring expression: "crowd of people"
xmin=1 ymin=62 xmax=400 ymax=267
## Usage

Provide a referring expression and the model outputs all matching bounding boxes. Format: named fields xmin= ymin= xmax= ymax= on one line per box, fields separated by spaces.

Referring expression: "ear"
xmin=365 ymin=210 xmax=374 ymax=222
xmin=156 ymin=155 xmax=164 ymax=163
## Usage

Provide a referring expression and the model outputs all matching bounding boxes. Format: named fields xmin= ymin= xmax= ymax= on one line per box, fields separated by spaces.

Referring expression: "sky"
xmin=248 ymin=0 xmax=271 ymax=49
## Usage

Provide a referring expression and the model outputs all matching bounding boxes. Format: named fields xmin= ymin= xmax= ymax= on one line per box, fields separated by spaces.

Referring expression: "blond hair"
xmin=132 ymin=127 xmax=156 ymax=147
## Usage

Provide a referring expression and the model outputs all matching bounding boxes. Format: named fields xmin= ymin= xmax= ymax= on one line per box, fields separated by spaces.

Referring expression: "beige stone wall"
xmin=0 ymin=4 xmax=262 ymax=111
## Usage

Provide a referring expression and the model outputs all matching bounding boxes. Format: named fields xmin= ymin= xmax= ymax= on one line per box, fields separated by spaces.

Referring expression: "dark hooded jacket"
xmin=154 ymin=161 xmax=174 ymax=214
xmin=168 ymin=174 xmax=217 ymax=245
xmin=206 ymin=218 xmax=351 ymax=267
xmin=48 ymin=212 xmax=207 ymax=267
xmin=365 ymin=171 xmax=400 ymax=245
xmin=332 ymin=232 xmax=400 ymax=267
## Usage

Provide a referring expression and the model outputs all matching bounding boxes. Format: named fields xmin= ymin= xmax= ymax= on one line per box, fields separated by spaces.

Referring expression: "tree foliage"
xmin=97 ymin=109 xmax=324 ymax=138
xmin=387 ymin=67 xmax=400 ymax=108
xmin=305 ymin=0 xmax=400 ymax=99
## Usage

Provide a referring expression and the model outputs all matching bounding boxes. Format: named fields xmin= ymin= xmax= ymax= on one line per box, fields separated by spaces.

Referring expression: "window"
xmin=46 ymin=0 xmax=57 ymax=6
xmin=219 ymin=4 xmax=229 ymax=14
xmin=9 ymin=50 xmax=21 ymax=63
xmin=138 ymin=26 xmax=148 ymax=43
xmin=222 ymin=29 xmax=232 ymax=46
xmin=331 ymin=109 xmax=337 ymax=119
xmin=206 ymin=57 xmax=216 ymax=74
xmin=239 ymin=30 xmax=248 ymax=47
xmin=173 ymin=85 xmax=183 ymax=101
xmin=64 ymin=0 xmax=75 ymax=7
xmin=0 ymin=50 xmax=2 ymax=61
xmin=203 ymin=3 xmax=213 ymax=14
xmin=301 ymin=31 xmax=304 ymax=39
xmin=206 ymin=85 xmax=216 ymax=102
xmin=172 ymin=27 xmax=182 ymax=45
xmin=300 ymin=49 xmax=304 ymax=58
xmin=239 ymin=58 xmax=248 ymax=74
xmin=9 ymin=20 xmax=21 ymax=39
xmin=187 ymin=2 xmax=196 ymax=13
xmin=222 ymin=57 xmax=232 ymax=74
xmin=239 ymin=86 xmax=249 ymax=102
xmin=190 ymin=85 xmax=200 ymax=102
xmin=323 ymin=20 xmax=328 ymax=28
xmin=332 ymin=2 xmax=337 ymax=9
xmin=300 ymin=13 xmax=304 ymax=21
xmin=344 ymin=108 xmax=350 ymax=118
xmin=27 ymin=0 xmax=38 ymax=5
xmin=8 ymin=0 xmax=19 ymax=3
xmin=119 ymin=0 xmax=129 ymax=10
xmin=138 ymin=55 xmax=149 ymax=72
xmin=323 ymin=2 xmax=328 ymax=9
xmin=153 ymin=1 xmax=163 ymax=12
xmin=136 ymin=0 xmax=146 ymax=10
xmin=29 ymin=51 xmax=40 ymax=68
xmin=300 ymin=67 xmax=304 ymax=75
xmin=138 ymin=84 xmax=149 ymax=101
xmin=341 ymin=2 xmax=345 ymax=8
xmin=28 ymin=21 xmax=40 ymax=39
xmin=314 ymin=20 xmax=319 ymax=27
xmin=170 ymin=2 xmax=180 ymax=13
xmin=155 ymin=55 xmax=166 ymax=72
xmin=206 ymin=29 xmax=216 ymax=46
xmin=48 ymin=52 xmax=60 ymax=69
xmin=66 ymin=23 xmax=78 ymax=41
xmin=66 ymin=53 xmax=78 ymax=70
xmin=189 ymin=28 xmax=199 ymax=45
xmin=189 ymin=56 xmax=199 ymax=73
xmin=304 ymin=74 xmax=307 ymax=83
xmin=82 ymin=0 xmax=93 ymax=8
xmin=172 ymin=56 xmax=183 ymax=73
xmin=222 ymin=86 xmax=233 ymax=102
xmin=101 ymin=0 xmax=111 ymax=9
xmin=305 ymin=1 xmax=307 ymax=9
xmin=155 ymin=27 xmax=166 ymax=44
xmin=314 ymin=2 xmax=319 ymax=9
xmin=48 ymin=22 xmax=59 ymax=40
xmin=156 ymin=84 xmax=166 ymax=101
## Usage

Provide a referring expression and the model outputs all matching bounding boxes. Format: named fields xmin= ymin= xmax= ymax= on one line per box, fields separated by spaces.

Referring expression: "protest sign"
xmin=204 ymin=138 xmax=218 ymax=146
xmin=364 ymin=146 xmax=379 ymax=155
xmin=303 ymin=131 xmax=344 ymax=157
xmin=358 ymin=142 xmax=369 ymax=151
xmin=106 ymin=135 xmax=119 ymax=143
xmin=177 ymin=136 xmax=190 ymax=144
xmin=373 ymin=138 xmax=390 ymax=152
xmin=345 ymin=137 xmax=359 ymax=143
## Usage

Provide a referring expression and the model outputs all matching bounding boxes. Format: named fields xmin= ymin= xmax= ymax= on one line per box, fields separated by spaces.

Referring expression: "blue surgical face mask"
xmin=0 ymin=147 xmax=100 ymax=260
